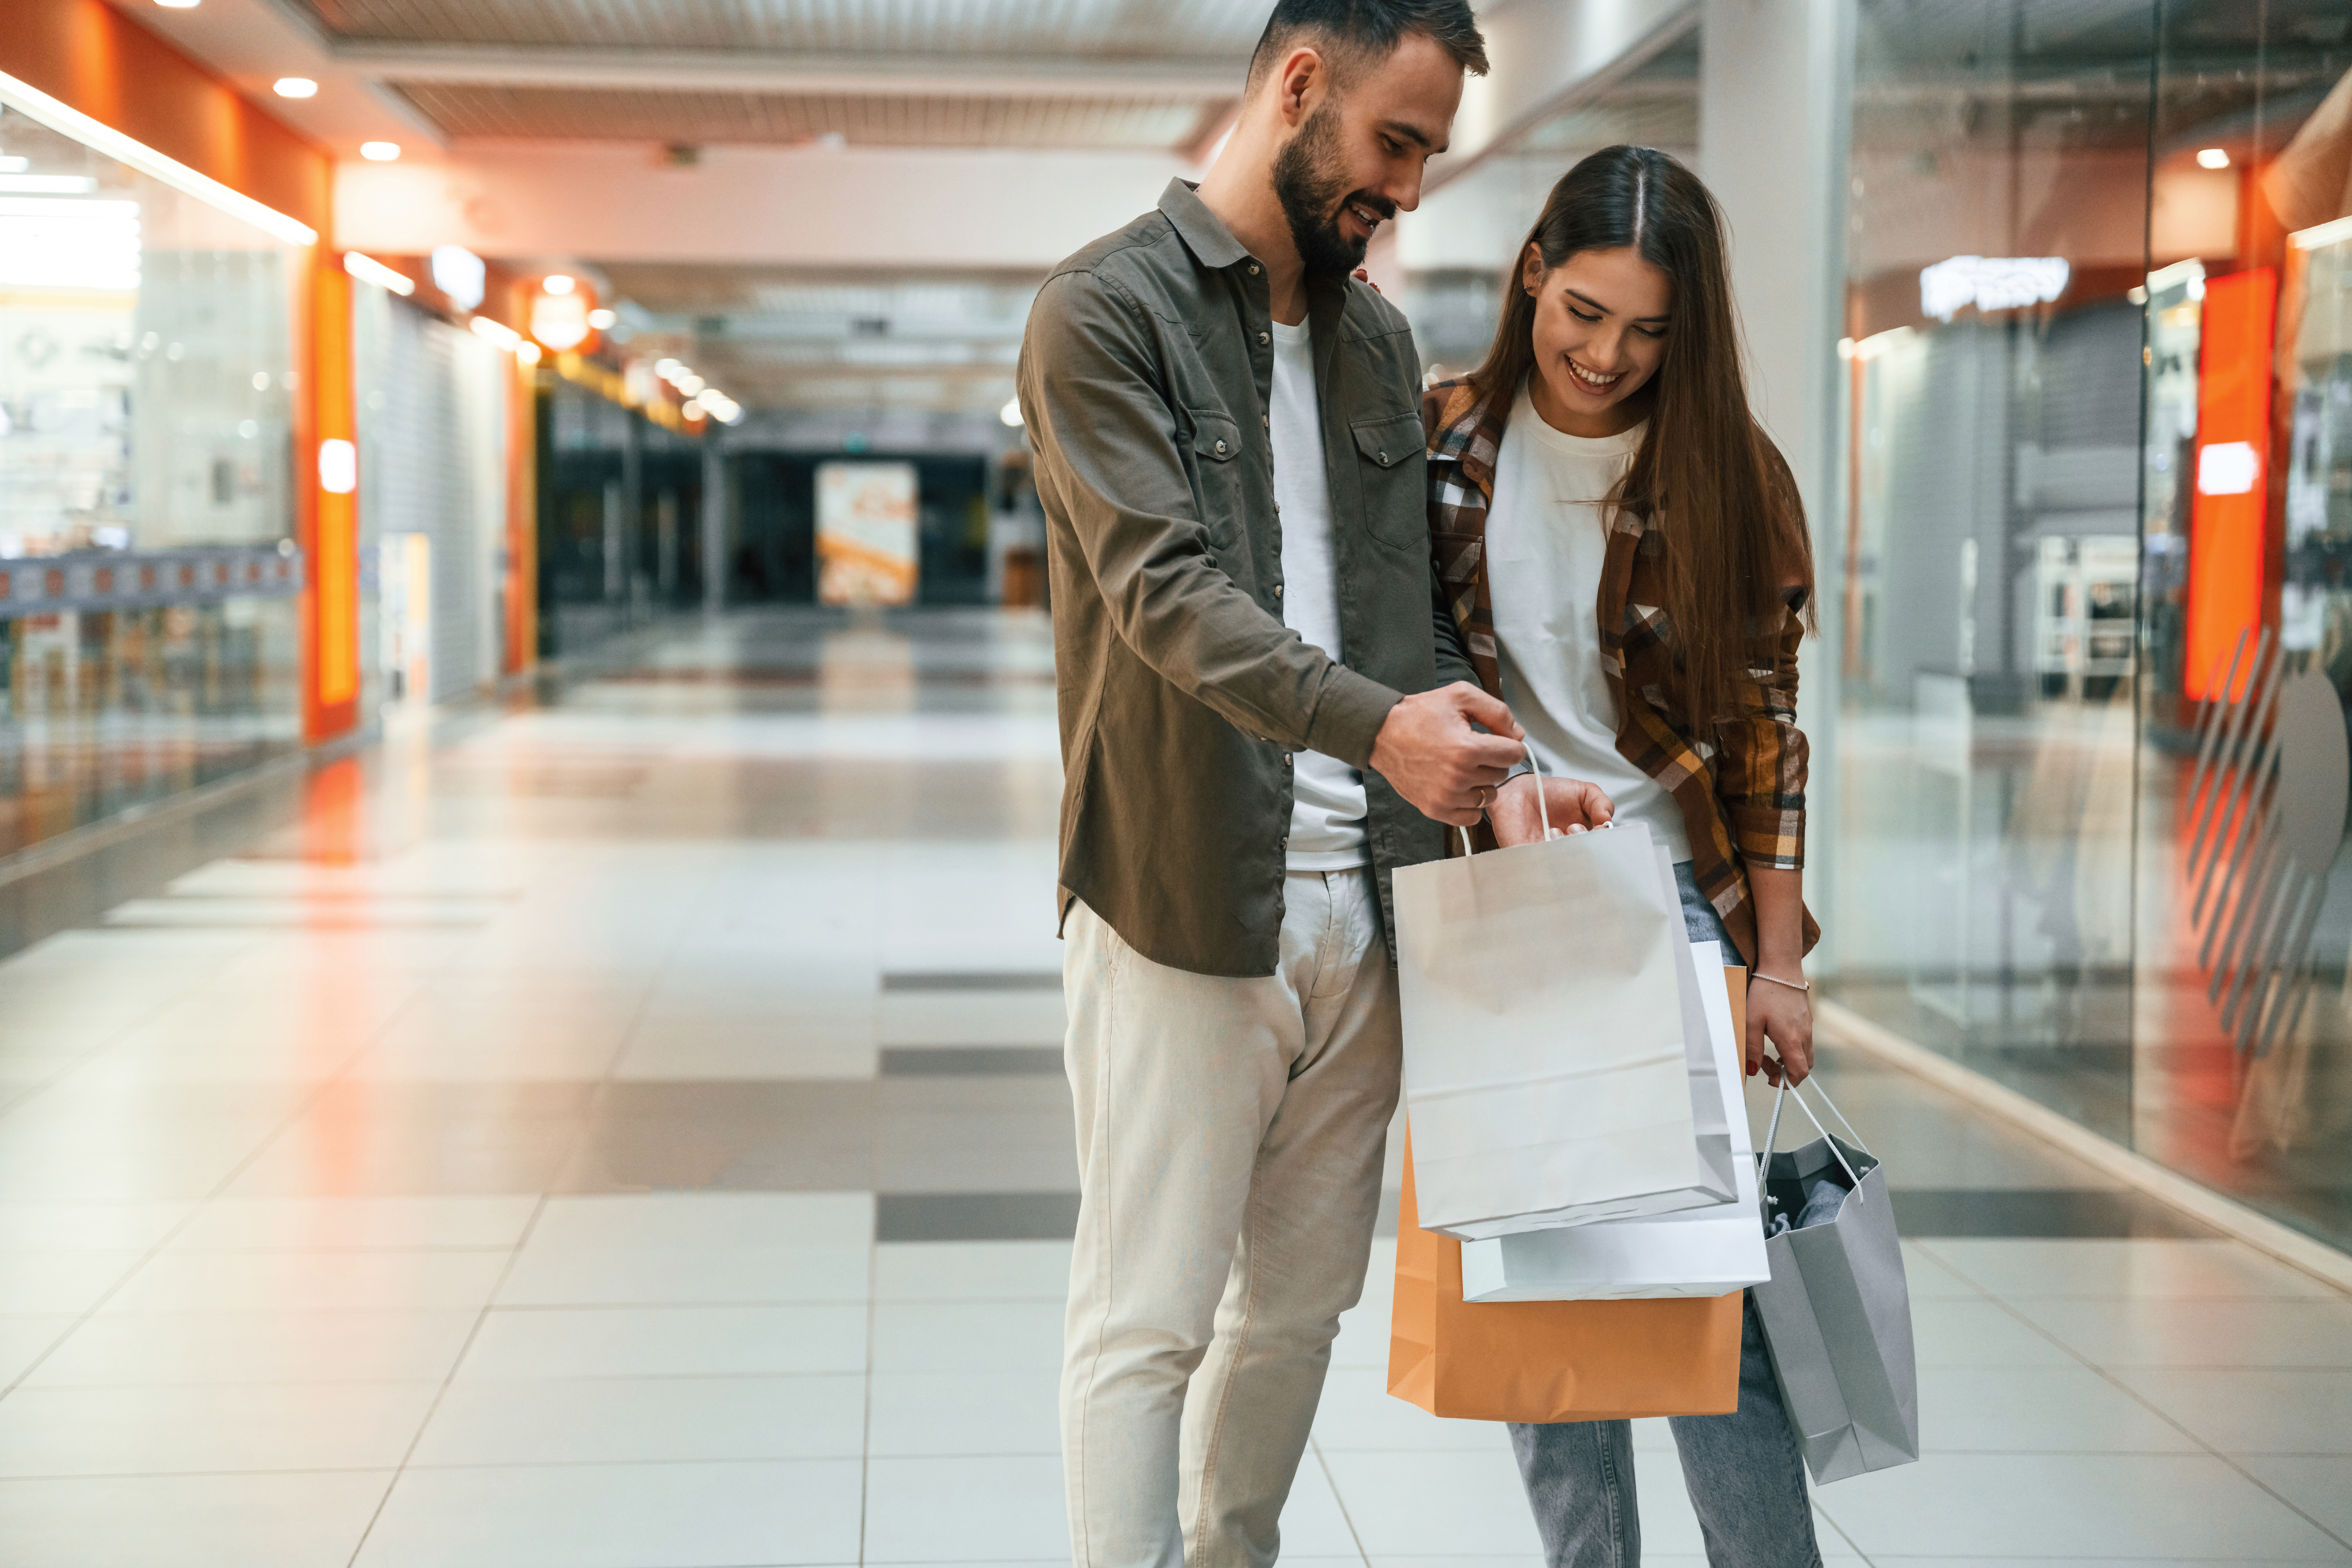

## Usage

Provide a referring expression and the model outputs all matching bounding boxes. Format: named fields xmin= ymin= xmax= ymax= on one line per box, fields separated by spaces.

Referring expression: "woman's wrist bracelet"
xmin=1751 ymin=970 xmax=1811 ymax=994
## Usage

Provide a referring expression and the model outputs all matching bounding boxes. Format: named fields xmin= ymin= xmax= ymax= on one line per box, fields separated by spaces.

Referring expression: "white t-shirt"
xmin=1487 ymin=379 xmax=1691 ymax=862
xmin=1269 ymin=318 xmax=1370 ymax=869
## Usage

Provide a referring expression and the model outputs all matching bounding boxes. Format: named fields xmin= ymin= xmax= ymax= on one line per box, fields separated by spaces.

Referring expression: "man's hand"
xmin=1368 ymin=683 xmax=1525 ymax=826
xmin=1488 ymin=774 xmax=1615 ymax=847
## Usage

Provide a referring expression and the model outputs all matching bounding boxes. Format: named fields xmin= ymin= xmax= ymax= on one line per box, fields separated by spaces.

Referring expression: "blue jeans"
xmin=1506 ymin=862 xmax=1819 ymax=1568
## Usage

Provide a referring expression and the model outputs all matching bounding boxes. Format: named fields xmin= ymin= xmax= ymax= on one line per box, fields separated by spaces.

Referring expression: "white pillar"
xmin=1700 ymin=0 xmax=1853 ymax=970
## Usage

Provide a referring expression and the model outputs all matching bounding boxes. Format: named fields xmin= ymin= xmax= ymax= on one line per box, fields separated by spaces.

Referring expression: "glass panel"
xmin=2132 ymin=2 xmax=2352 ymax=1253
xmin=0 ymin=100 xmax=304 ymax=854
xmin=1828 ymin=2 xmax=2158 ymax=1139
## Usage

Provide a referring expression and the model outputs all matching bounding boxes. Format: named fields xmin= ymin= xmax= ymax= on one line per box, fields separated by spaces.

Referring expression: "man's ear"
xmin=1274 ymin=45 xmax=1328 ymax=128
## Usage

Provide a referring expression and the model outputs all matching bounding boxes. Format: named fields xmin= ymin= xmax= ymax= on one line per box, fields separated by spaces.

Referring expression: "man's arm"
xmin=1020 ymin=269 xmax=1394 ymax=764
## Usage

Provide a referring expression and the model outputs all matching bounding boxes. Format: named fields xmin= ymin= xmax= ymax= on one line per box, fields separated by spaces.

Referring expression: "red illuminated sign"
xmin=2185 ymin=268 xmax=2276 ymax=700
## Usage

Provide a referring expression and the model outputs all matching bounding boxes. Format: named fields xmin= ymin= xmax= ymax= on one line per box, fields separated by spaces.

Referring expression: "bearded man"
xmin=1015 ymin=5 xmax=1526 ymax=1566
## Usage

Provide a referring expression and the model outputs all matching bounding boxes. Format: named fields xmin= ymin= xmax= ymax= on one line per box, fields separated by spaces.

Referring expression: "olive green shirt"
xmin=1017 ymin=179 xmax=1475 ymax=977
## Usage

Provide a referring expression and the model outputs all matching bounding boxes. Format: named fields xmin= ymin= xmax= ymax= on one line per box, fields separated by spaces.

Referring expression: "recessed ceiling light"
xmin=274 ymin=78 xmax=318 ymax=99
xmin=155 ymin=0 xmax=201 ymax=8
xmin=2196 ymin=147 xmax=2230 ymax=169
xmin=359 ymin=142 xmax=400 ymax=162
xmin=543 ymin=274 xmax=575 ymax=295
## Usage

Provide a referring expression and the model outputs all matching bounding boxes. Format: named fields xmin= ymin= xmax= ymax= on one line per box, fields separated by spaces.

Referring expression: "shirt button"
xmin=1274 ymin=584 xmax=1284 ymax=597
xmin=1283 ymin=753 xmax=1293 ymax=768
xmin=1378 ymin=450 xmax=1388 ymax=463
xmin=1214 ymin=439 xmax=1227 ymax=454
xmin=1258 ymin=331 xmax=1269 ymax=345
xmin=1248 ymin=263 xmax=1261 ymax=275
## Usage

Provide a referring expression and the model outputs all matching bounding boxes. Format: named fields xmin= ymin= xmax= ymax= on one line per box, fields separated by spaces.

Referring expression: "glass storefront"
xmin=1832 ymin=0 xmax=2352 ymax=1252
xmin=0 ymin=94 xmax=304 ymax=855
xmin=1397 ymin=2 xmax=2352 ymax=1256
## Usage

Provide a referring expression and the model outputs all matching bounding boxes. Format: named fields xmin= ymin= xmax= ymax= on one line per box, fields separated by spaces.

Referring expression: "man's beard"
xmin=1271 ymin=102 xmax=1393 ymax=278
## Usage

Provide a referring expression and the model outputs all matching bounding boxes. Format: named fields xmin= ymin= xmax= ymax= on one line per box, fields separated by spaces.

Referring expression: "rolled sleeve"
xmin=1713 ymin=590 xmax=1809 ymax=871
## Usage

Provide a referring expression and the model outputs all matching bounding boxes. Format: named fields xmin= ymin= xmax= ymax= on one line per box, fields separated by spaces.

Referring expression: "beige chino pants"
xmin=1061 ymin=868 xmax=1401 ymax=1568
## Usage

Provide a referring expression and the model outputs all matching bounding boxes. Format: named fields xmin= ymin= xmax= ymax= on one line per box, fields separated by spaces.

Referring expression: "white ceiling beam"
xmin=332 ymin=43 xmax=1245 ymax=100
xmin=1437 ymin=0 xmax=1698 ymax=190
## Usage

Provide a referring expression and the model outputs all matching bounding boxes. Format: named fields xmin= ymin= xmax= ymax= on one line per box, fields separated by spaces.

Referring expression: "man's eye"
xmin=1382 ymin=138 xmax=1402 ymax=156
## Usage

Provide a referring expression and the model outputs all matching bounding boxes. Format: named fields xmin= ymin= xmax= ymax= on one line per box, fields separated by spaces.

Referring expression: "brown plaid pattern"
xmin=1420 ymin=378 xmax=1818 ymax=961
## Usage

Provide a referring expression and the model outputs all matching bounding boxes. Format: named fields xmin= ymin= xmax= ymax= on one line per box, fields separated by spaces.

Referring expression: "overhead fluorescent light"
xmin=432 ymin=244 xmax=486 ymax=309
xmin=468 ymin=315 xmax=522 ymax=352
xmin=0 ymin=197 xmax=142 ymax=290
xmin=274 ymin=78 xmax=318 ymax=99
xmin=542 ymin=274 xmax=574 ymax=295
xmin=0 ymin=69 xmax=316 ymax=245
xmin=1919 ymin=255 xmax=2070 ymax=321
xmin=359 ymin=142 xmax=400 ymax=162
xmin=343 ymin=250 xmax=414 ymax=296
xmin=2196 ymin=147 xmax=2230 ymax=170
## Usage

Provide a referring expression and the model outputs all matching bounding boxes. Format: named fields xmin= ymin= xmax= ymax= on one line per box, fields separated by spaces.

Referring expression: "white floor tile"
xmin=1915 ymin=1363 xmax=2200 ymax=1452
xmin=868 ymin=1370 xmax=1061 ymax=1457
xmin=25 ymin=1308 xmax=481 ymax=1388
xmin=1813 ymin=1452 xmax=2352 ymax=1560
xmin=0 ymin=1380 xmax=441 ymax=1476
xmin=523 ymin=1192 xmax=875 ymax=1251
xmin=0 ymin=1201 xmax=192 ymax=1254
xmin=355 ymin=1459 xmax=864 ymax=1567
xmin=1311 ymin=1369 xmax=1514 ymax=1455
xmin=0 ymin=1470 xmax=392 ymax=1568
xmin=168 ymin=1196 xmax=539 ymax=1251
xmin=1924 ymin=1238 xmax=2345 ymax=1301
xmin=102 ymin=1248 xmax=512 ymax=1312
xmin=410 ymin=1373 xmax=865 ymax=1464
xmin=455 ymin=1304 xmax=868 ymax=1379
xmin=2005 ymin=1296 xmax=2352 ymax=1369
xmin=1321 ymin=1451 xmax=1547 ymax=1557
xmin=3 ymin=1252 xmax=147 ymax=1314
xmin=2112 ymin=1368 xmax=2352 ymax=1454
xmin=0 ymin=1315 xmax=71 ymax=1385
xmin=866 ymin=1454 xmax=1068 ymax=1561
xmin=872 ymin=1300 xmax=1064 ymax=1372
xmin=494 ymin=1242 xmax=873 ymax=1307
xmin=1907 ymin=1296 xmax=2078 ymax=1367
xmin=2236 ymin=1455 xmax=2352 ymax=1544
xmin=875 ymin=1240 xmax=1073 ymax=1302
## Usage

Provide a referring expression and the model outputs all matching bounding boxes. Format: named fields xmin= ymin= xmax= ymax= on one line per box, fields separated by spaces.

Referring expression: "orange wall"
xmin=0 ymin=0 xmax=328 ymax=236
xmin=3 ymin=0 xmax=361 ymax=737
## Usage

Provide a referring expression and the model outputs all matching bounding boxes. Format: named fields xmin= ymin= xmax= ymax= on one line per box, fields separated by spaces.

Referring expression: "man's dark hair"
xmin=1245 ymin=0 xmax=1490 ymax=91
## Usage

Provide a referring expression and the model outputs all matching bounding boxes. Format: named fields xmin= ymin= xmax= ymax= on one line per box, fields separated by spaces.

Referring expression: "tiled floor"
xmin=0 ymin=608 xmax=2347 ymax=1566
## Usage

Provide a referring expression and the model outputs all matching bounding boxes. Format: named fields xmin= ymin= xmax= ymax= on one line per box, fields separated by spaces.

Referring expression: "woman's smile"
xmin=1563 ymin=354 xmax=1625 ymax=392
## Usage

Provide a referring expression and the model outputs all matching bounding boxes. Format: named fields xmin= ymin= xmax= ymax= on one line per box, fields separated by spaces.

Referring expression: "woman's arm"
xmin=1744 ymin=862 xmax=1813 ymax=1085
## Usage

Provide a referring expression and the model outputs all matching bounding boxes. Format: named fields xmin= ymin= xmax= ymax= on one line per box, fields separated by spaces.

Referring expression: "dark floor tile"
xmin=880 ymin=1047 xmax=1064 ymax=1076
xmin=557 ymin=1082 xmax=875 ymax=1193
xmin=877 ymin=1191 xmax=1082 ymax=1242
xmin=882 ymin=971 xmax=1062 ymax=993
xmin=1889 ymin=1187 xmax=2221 ymax=1239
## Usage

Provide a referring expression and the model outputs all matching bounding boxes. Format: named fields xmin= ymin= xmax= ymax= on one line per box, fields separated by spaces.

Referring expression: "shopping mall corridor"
xmin=0 ymin=608 xmax=2345 ymax=1568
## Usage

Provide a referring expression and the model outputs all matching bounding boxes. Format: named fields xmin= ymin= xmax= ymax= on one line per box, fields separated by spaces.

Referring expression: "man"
xmin=1016 ymin=5 xmax=1533 ymax=1565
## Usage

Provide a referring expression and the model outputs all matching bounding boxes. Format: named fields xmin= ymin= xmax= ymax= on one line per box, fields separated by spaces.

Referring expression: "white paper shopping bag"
xmin=1394 ymin=816 xmax=1733 ymax=1241
xmin=1460 ymin=946 xmax=1770 ymax=1300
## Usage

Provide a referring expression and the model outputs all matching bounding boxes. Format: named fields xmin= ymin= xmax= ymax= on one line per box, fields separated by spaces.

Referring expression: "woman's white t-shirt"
xmin=1486 ymin=380 xmax=1691 ymax=862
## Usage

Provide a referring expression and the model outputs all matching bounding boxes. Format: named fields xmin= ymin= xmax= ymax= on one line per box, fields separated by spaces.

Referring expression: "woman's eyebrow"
xmin=1564 ymin=287 xmax=1670 ymax=324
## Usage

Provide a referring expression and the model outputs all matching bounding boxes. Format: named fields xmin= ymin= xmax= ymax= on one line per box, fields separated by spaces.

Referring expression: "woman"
xmin=1421 ymin=144 xmax=1824 ymax=1565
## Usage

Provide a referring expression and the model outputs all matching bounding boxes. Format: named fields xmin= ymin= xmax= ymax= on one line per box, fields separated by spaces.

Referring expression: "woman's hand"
xmin=1488 ymin=773 xmax=1615 ymax=847
xmin=1745 ymin=977 xmax=1813 ymax=1086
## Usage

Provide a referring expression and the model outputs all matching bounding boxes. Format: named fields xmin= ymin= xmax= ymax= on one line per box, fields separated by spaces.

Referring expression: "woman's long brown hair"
xmin=1467 ymin=144 xmax=1815 ymax=736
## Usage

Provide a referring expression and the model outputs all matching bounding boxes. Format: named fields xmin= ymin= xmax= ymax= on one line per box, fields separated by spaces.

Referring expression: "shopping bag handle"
xmin=1757 ymin=1079 xmax=1867 ymax=1204
xmin=1457 ymin=743 xmax=1551 ymax=857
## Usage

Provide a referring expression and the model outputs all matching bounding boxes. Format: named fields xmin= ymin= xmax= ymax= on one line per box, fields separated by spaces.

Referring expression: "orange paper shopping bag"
xmin=1388 ymin=1127 xmax=1742 ymax=1421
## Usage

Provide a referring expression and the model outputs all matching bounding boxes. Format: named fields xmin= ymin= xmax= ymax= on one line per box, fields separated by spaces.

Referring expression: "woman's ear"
xmin=1521 ymin=244 xmax=1545 ymax=299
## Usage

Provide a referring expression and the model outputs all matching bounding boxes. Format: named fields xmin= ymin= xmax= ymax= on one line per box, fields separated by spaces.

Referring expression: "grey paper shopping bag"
xmin=1750 ymin=1082 xmax=1921 ymax=1485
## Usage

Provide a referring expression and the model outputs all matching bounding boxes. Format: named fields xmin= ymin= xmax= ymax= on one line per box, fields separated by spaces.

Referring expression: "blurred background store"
xmin=2 ymin=2 xmax=2351 ymax=1556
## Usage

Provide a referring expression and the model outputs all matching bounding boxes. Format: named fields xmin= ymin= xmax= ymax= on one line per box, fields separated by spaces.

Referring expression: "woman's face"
xmin=1523 ymin=244 xmax=1672 ymax=437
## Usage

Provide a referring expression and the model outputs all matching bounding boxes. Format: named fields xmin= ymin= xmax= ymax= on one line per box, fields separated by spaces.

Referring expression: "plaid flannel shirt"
xmin=1421 ymin=377 xmax=1818 ymax=962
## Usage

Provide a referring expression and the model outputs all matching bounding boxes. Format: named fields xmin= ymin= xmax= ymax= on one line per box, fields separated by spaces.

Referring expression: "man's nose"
xmin=1386 ymin=164 xmax=1424 ymax=214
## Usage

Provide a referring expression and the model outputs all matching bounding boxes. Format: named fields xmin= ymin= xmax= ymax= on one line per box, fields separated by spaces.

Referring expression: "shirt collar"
xmin=1157 ymin=179 xmax=1251 ymax=271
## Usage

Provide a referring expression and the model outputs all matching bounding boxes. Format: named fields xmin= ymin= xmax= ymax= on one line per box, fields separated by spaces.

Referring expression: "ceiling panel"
xmin=300 ymin=0 xmax=1274 ymax=56
xmin=394 ymin=82 xmax=1227 ymax=147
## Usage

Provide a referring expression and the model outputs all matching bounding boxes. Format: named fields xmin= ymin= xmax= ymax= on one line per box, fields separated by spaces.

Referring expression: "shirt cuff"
xmin=1304 ymin=665 xmax=1403 ymax=770
xmin=1728 ymin=804 xmax=1806 ymax=871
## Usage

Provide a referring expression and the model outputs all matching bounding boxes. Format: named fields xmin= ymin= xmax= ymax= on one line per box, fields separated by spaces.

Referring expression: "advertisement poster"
xmin=816 ymin=461 xmax=918 ymax=607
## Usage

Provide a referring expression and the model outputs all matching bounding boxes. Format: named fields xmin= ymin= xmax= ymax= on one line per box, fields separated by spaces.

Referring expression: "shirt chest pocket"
xmin=1351 ymin=411 xmax=1427 ymax=550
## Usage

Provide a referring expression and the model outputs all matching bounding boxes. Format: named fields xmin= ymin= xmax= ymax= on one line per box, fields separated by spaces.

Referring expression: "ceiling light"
xmin=543 ymin=274 xmax=574 ymax=295
xmin=430 ymin=243 xmax=486 ymax=310
xmin=468 ymin=315 xmax=522 ymax=352
xmin=359 ymin=142 xmax=400 ymax=162
xmin=0 ymin=157 xmax=27 ymax=173
xmin=653 ymin=358 xmax=680 ymax=376
xmin=1000 ymin=397 xmax=1024 ymax=428
xmin=2196 ymin=147 xmax=2230 ymax=170
xmin=586 ymin=308 xmax=616 ymax=329
xmin=343 ymin=251 xmax=414 ymax=296
xmin=156 ymin=0 xmax=201 ymax=8
xmin=515 ymin=341 xmax=542 ymax=366
xmin=677 ymin=374 xmax=705 ymax=395
xmin=273 ymin=78 xmax=318 ymax=99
